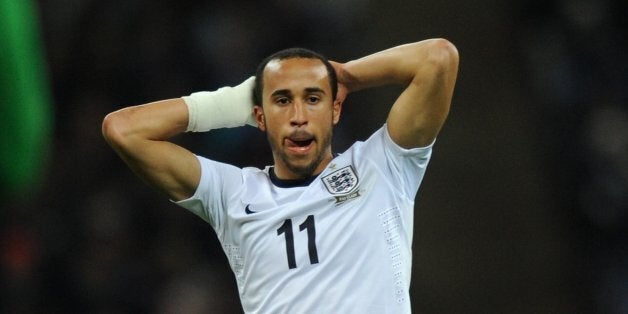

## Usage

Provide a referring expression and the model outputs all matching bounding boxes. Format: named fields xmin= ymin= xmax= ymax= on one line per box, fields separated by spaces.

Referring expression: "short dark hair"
xmin=253 ymin=48 xmax=338 ymax=106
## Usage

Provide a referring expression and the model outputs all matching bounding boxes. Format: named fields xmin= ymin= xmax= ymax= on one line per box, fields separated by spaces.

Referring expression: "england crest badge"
xmin=321 ymin=166 xmax=360 ymax=203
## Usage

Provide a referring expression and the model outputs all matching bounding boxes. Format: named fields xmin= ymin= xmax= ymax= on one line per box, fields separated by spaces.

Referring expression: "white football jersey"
xmin=176 ymin=125 xmax=433 ymax=313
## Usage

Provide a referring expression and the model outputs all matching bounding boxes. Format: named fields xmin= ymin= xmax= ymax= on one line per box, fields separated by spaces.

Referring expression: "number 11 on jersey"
xmin=277 ymin=215 xmax=319 ymax=269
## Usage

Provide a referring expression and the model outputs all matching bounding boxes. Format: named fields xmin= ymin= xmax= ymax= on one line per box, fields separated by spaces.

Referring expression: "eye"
xmin=276 ymin=97 xmax=291 ymax=105
xmin=306 ymin=95 xmax=321 ymax=104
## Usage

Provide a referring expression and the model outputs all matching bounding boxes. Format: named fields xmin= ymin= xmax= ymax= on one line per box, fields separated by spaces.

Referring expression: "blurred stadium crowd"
xmin=0 ymin=0 xmax=626 ymax=313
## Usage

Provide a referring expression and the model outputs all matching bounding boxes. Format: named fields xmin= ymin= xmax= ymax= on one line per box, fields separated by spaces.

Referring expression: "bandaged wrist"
xmin=182 ymin=76 xmax=256 ymax=132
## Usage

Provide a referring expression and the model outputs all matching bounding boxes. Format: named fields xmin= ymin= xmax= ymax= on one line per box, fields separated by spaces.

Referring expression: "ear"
xmin=254 ymin=105 xmax=266 ymax=131
xmin=332 ymin=98 xmax=343 ymax=125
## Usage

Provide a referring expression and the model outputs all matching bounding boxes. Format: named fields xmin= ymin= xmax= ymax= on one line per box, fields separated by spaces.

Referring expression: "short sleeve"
xmin=383 ymin=125 xmax=433 ymax=199
xmin=358 ymin=125 xmax=434 ymax=200
xmin=173 ymin=156 xmax=243 ymax=232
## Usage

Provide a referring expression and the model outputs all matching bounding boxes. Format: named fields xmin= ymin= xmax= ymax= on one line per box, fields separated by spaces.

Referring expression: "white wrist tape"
xmin=182 ymin=76 xmax=257 ymax=132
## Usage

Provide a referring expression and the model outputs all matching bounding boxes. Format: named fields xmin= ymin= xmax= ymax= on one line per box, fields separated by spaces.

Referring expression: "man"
xmin=102 ymin=38 xmax=459 ymax=313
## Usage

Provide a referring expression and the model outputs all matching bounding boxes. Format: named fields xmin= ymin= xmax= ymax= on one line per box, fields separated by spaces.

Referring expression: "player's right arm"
xmin=102 ymin=98 xmax=200 ymax=201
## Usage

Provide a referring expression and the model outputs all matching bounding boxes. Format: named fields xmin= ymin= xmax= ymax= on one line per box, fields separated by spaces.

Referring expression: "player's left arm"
xmin=334 ymin=39 xmax=459 ymax=148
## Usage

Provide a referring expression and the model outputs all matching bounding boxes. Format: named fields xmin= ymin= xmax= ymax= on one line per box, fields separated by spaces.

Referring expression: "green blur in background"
xmin=0 ymin=0 xmax=52 ymax=198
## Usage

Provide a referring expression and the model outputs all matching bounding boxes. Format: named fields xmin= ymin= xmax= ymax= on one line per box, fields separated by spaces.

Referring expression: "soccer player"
xmin=102 ymin=38 xmax=459 ymax=313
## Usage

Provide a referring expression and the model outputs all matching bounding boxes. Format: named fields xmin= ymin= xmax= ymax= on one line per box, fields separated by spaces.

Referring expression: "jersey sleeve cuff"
xmin=383 ymin=124 xmax=435 ymax=156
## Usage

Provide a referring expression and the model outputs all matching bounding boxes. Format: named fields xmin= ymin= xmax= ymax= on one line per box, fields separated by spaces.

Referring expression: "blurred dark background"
xmin=1 ymin=0 xmax=627 ymax=313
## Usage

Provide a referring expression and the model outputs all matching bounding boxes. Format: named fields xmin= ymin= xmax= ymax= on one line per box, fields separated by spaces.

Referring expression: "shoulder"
xmin=194 ymin=156 xmax=270 ymax=194
xmin=241 ymin=165 xmax=272 ymax=177
xmin=343 ymin=124 xmax=433 ymax=157
xmin=195 ymin=156 xmax=268 ymax=176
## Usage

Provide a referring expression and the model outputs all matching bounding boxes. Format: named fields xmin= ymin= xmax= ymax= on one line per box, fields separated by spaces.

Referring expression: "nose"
xmin=289 ymin=100 xmax=307 ymax=127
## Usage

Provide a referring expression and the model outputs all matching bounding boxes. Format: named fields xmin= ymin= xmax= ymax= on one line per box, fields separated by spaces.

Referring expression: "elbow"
xmin=101 ymin=110 xmax=130 ymax=149
xmin=424 ymin=38 xmax=459 ymax=73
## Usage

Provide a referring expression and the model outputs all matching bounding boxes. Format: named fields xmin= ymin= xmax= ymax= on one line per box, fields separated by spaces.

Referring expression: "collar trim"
xmin=269 ymin=167 xmax=317 ymax=188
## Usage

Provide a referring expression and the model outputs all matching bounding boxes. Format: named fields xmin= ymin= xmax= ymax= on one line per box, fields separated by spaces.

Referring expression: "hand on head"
xmin=330 ymin=61 xmax=349 ymax=104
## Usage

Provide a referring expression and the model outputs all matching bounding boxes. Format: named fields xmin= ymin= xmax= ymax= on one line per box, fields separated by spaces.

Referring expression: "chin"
xmin=286 ymin=160 xmax=319 ymax=178
xmin=283 ymin=153 xmax=326 ymax=178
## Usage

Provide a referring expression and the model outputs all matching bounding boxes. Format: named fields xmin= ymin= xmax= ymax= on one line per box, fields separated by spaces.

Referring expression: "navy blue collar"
xmin=268 ymin=153 xmax=339 ymax=188
xmin=269 ymin=167 xmax=317 ymax=188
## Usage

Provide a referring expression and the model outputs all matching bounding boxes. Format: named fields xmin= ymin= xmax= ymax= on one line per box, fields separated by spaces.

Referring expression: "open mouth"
xmin=290 ymin=139 xmax=314 ymax=147
xmin=285 ymin=133 xmax=315 ymax=152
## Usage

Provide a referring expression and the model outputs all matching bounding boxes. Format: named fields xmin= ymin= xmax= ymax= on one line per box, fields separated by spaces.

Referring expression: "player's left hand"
xmin=330 ymin=61 xmax=349 ymax=104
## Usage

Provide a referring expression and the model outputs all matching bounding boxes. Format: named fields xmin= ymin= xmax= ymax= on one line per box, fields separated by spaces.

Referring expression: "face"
xmin=254 ymin=57 xmax=342 ymax=180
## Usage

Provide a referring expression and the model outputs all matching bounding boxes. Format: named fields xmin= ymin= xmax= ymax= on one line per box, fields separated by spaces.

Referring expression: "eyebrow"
xmin=271 ymin=89 xmax=292 ymax=98
xmin=270 ymin=87 xmax=326 ymax=98
xmin=305 ymin=87 xmax=326 ymax=94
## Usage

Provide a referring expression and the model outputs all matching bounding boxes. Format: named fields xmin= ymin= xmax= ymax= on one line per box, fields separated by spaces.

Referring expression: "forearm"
xmin=102 ymin=98 xmax=188 ymax=148
xmin=339 ymin=39 xmax=450 ymax=92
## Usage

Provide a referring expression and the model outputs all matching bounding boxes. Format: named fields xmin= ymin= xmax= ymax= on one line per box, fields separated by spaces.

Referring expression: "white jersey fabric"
xmin=176 ymin=125 xmax=433 ymax=313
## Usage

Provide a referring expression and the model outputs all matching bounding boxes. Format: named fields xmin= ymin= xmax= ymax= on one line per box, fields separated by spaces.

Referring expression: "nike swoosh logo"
xmin=245 ymin=204 xmax=256 ymax=215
